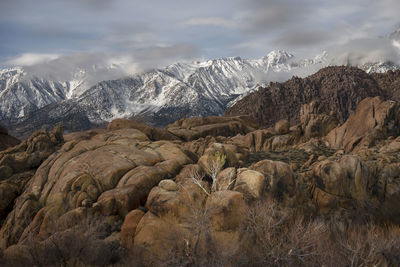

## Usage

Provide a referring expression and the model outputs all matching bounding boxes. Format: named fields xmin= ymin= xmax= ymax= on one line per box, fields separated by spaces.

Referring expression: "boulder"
xmin=326 ymin=97 xmax=400 ymax=152
xmin=0 ymin=125 xmax=63 ymax=180
xmin=182 ymin=136 xmax=218 ymax=158
xmin=231 ymin=129 xmax=274 ymax=152
xmin=145 ymin=178 xmax=209 ymax=220
xmin=0 ymin=128 xmax=192 ymax=248
xmin=167 ymin=116 xmax=258 ymax=141
xmin=216 ymin=167 xmax=236 ymax=191
xmin=133 ymin=212 xmax=185 ymax=265
xmin=312 ymin=155 xmax=373 ymax=211
xmin=107 ymin=119 xmax=179 ymax=141
xmin=158 ymin=179 xmax=178 ymax=191
xmin=249 ymin=160 xmax=296 ymax=198
xmin=274 ymin=119 xmax=290 ymax=135
xmin=300 ymin=101 xmax=339 ymax=139
xmin=120 ymin=209 xmax=145 ymax=249
xmin=376 ymin=163 xmax=400 ymax=222
xmin=198 ymin=143 xmax=248 ymax=173
xmin=234 ymin=169 xmax=265 ymax=200
xmin=145 ymin=184 xmax=180 ymax=217
xmin=205 ymin=190 xmax=247 ymax=231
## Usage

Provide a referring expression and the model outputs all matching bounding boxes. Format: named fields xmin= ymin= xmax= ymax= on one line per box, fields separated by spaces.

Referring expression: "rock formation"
xmin=1 ymin=68 xmax=400 ymax=266
xmin=325 ymin=96 xmax=400 ymax=152
xmin=0 ymin=125 xmax=20 ymax=152
xmin=226 ymin=66 xmax=399 ymax=127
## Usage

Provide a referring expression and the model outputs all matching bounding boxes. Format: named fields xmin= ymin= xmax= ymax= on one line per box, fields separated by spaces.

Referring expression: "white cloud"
xmin=393 ymin=40 xmax=400 ymax=51
xmin=6 ymin=53 xmax=60 ymax=66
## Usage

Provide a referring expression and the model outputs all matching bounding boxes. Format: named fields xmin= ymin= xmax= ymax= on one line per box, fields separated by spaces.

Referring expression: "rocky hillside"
xmin=6 ymin=50 xmax=328 ymax=139
xmin=226 ymin=66 xmax=400 ymax=127
xmin=0 ymin=125 xmax=19 ymax=152
xmin=1 ymin=92 xmax=400 ymax=265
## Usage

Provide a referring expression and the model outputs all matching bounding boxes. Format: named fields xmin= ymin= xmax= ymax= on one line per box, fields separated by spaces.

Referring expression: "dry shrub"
xmin=238 ymin=199 xmax=400 ymax=267
xmin=143 ymin=203 xmax=232 ymax=266
xmin=3 ymin=198 xmax=400 ymax=266
xmin=336 ymin=224 xmax=400 ymax=266
xmin=2 ymin=217 xmax=128 ymax=267
xmin=238 ymin=199 xmax=329 ymax=266
xmin=131 ymin=195 xmax=400 ymax=266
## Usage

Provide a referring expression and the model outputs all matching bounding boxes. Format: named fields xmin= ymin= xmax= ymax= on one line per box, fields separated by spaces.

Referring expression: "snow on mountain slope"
xmin=9 ymin=50 xmax=327 ymax=135
xmin=0 ymin=64 xmax=126 ymax=123
xmin=0 ymin=67 xmax=67 ymax=122
xmin=77 ymin=51 xmax=304 ymax=123
xmin=389 ymin=28 xmax=400 ymax=41
xmin=4 ymin=47 xmax=400 ymax=138
xmin=360 ymin=62 xmax=400 ymax=73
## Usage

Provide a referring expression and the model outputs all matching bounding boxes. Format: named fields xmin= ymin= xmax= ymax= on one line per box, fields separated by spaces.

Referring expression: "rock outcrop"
xmin=226 ymin=66 xmax=389 ymax=127
xmin=167 ymin=115 xmax=258 ymax=141
xmin=249 ymin=160 xmax=296 ymax=198
xmin=0 ymin=125 xmax=20 ymax=152
xmin=0 ymin=127 xmax=192 ymax=249
xmin=300 ymin=101 xmax=339 ymax=139
xmin=2 ymin=68 xmax=400 ymax=266
xmin=0 ymin=125 xmax=63 ymax=180
xmin=107 ymin=119 xmax=179 ymax=141
xmin=326 ymin=97 xmax=400 ymax=152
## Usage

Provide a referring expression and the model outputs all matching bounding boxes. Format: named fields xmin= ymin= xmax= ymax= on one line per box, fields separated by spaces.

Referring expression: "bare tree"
xmin=190 ymin=151 xmax=233 ymax=195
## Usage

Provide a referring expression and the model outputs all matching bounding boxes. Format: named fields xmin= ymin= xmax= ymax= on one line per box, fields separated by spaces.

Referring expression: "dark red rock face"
xmin=226 ymin=66 xmax=400 ymax=127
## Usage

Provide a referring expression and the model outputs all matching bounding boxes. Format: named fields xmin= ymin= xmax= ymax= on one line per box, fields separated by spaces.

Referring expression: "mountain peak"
xmin=262 ymin=50 xmax=294 ymax=65
xmin=389 ymin=28 xmax=400 ymax=40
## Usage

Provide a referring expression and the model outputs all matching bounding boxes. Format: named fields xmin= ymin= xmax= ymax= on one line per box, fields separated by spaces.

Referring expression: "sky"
xmin=1 ymin=0 xmax=400 ymax=75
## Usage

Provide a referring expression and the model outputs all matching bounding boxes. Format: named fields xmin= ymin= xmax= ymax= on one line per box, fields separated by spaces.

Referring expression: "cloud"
xmin=393 ymin=40 xmax=400 ymax=50
xmin=72 ymin=0 xmax=112 ymax=10
xmin=6 ymin=53 xmax=60 ymax=66
xmin=239 ymin=0 xmax=312 ymax=34
xmin=237 ymin=0 xmax=400 ymax=52
xmin=1 ymin=0 xmax=400 ymax=74
xmin=5 ymin=42 xmax=200 ymax=90
xmin=326 ymin=37 xmax=400 ymax=66
xmin=274 ymin=29 xmax=332 ymax=47
xmin=182 ymin=17 xmax=237 ymax=28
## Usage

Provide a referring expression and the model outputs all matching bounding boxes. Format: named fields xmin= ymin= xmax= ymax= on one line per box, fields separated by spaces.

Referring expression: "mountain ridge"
xmin=226 ymin=66 xmax=400 ymax=128
xmin=2 ymin=48 xmax=400 ymax=139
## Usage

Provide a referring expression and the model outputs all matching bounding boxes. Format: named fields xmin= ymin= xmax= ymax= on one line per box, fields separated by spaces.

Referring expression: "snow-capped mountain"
xmin=359 ymin=61 xmax=400 ymax=73
xmin=29 ymin=51 xmax=324 ymax=123
xmin=5 ymin=50 xmax=331 ymax=137
xmin=389 ymin=28 xmax=400 ymax=41
xmin=0 ymin=67 xmax=68 ymax=122
xmin=0 ymin=63 xmax=126 ymax=123
xmin=3 ymin=46 xmax=400 ymax=138
xmin=353 ymin=28 xmax=400 ymax=73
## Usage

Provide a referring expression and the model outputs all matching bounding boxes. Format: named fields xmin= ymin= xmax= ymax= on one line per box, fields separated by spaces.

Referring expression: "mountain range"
xmin=2 ymin=50 xmax=328 ymax=138
xmin=2 ymin=29 xmax=400 ymax=138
